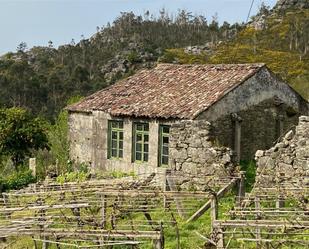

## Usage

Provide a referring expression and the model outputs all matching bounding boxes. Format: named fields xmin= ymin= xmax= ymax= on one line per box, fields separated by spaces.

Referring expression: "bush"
xmin=127 ymin=51 xmax=142 ymax=63
xmin=56 ymin=171 xmax=90 ymax=184
xmin=240 ymin=160 xmax=256 ymax=191
xmin=0 ymin=169 xmax=36 ymax=192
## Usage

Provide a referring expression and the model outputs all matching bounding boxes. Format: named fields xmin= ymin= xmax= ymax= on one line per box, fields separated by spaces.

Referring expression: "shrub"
xmin=127 ymin=51 xmax=142 ymax=63
xmin=240 ymin=160 xmax=256 ymax=191
xmin=0 ymin=169 xmax=36 ymax=192
xmin=56 ymin=171 xmax=90 ymax=184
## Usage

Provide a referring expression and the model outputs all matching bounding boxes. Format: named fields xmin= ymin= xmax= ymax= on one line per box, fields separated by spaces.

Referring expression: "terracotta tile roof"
xmin=67 ymin=63 xmax=265 ymax=119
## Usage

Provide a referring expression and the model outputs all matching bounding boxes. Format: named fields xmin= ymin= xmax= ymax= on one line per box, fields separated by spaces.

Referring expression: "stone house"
xmin=66 ymin=64 xmax=308 ymax=174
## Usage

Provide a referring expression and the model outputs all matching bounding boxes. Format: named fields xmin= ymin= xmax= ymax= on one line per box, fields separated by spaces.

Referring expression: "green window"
xmin=159 ymin=125 xmax=170 ymax=166
xmin=133 ymin=123 xmax=149 ymax=162
xmin=108 ymin=120 xmax=124 ymax=159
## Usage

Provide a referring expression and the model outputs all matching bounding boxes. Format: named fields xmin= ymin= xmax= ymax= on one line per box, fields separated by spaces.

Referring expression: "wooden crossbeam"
xmin=4 ymin=189 xmax=210 ymax=198
xmin=33 ymin=238 xmax=142 ymax=248
xmin=0 ymin=203 xmax=90 ymax=213
xmin=8 ymin=228 xmax=162 ymax=239
xmin=186 ymin=177 xmax=239 ymax=223
xmin=214 ymin=219 xmax=309 ymax=229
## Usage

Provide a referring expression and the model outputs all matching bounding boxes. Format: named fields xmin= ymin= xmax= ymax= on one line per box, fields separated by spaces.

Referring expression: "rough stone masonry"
xmin=169 ymin=120 xmax=235 ymax=177
xmin=255 ymin=116 xmax=309 ymax=190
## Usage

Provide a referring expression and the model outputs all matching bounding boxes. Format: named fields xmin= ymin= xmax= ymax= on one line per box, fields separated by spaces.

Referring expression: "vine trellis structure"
xmin=210 ymin=172 xmax=309 ymax=249
xmin=0 ymin=171 xmax=243 ymax=249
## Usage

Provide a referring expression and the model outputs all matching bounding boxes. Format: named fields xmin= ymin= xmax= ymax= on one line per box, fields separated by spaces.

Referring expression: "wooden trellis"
xmin=210 ymin=171 xmax=309 ymax=249
xmin=0 ymin=171 xmax=241 ymax=249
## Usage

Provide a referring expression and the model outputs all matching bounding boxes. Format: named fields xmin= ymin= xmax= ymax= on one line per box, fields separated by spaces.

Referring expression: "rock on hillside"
xmin=274 ymin=0 xmax=309 ymax=11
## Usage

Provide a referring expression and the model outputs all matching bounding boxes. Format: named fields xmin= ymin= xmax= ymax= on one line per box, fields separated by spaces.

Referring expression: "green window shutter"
xmin=159 ymin=125 xmax=170 ymax=167
xmin=133 ymin=122 xmax=149 ymax=163
xmin=108 ymin=120 xmax=124 ymax=159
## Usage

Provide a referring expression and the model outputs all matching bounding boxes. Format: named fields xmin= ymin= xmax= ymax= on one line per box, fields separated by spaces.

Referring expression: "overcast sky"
xmin=0 ymin=0 xmax=277 ymax=55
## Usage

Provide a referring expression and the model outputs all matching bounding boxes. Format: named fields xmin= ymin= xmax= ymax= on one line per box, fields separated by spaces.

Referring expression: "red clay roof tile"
xmin=67 ymin=63 xmax=265 ymax=119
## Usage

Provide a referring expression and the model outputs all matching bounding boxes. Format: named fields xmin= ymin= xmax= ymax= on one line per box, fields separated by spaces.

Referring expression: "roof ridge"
xmin=156 ymin=63 xmax=266 ymax=67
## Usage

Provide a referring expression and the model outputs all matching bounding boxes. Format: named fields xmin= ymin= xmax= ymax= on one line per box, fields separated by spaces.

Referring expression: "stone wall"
xmin=211 ymin=99 xmax=300 ymax=160
xmin=169 ymin=120 xmax=236 ymax=177
xmin=68 ymin=112 xmax=93 ymax=165
xmin=255 ymin=116 xmax=309 ymax=189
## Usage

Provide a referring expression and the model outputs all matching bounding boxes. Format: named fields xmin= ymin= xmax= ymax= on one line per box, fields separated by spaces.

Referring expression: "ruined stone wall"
xmin=211 ymin=99 xmax=300 ymax=160
xmin=169 ymin=120 xmax=236 ymax=177
xmin=255 ymin=116 xmax=309 ymax=189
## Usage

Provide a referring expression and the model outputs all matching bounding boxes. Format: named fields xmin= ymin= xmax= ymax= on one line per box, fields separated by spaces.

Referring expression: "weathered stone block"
xmin=299 ymin=116 xmax=309 ymax=122
xmin=284 ymin=130 xmax=294 ymax=140
xmin=255 ymin=150 xmax=264 ymax=158
xmin=283 ymin=156 xmax=294 ymax=165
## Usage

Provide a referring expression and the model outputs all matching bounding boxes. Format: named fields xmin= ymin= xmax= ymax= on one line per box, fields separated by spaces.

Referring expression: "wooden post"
xmin=166 ymin=173 xmax=185 ymax=219
xmin=29 ymin=158 xmax=36 ymax=177
xmin=276 ymin=196 xmax=284 ymax=209
xmin=32 ymin=237 xmax=38 ymax=249
xmin=101 ymin=194 xmax=107 ymax=229
xmin=42 ymin=239 xmax=49 ymax=249
xmin=163 ymin=169 xmax=168 ymax=209
xmin=153 ymin=239 xmax=163 ymax=249
xmin=255 ymin=196 xmax=261 ymax=249
xmin=153 ymin=222 xmax=164 ymax=249
xmin=235 ymin=120 xmax=241 ymax=162
xmin=210 ymin=195 xmax=218 ymax=232
xmin=186 ymin=177 xmax=238 ymax=223
xmin=38 ymin=185 xmax=48 ymax=249
xmin=99 ymin=196 xmax=106 ymax=249
xmin=211 ymin=196 xmax=224 ymax=248
xmin=276 ymin=173 xmax=285 ymax=209
xmin=231 ymin=113 xmax=242 ymax=162
xmin=236 ymin=171 xmax=246 ymax=207
xmin=40 ymin=210 xmax=48 ymax=249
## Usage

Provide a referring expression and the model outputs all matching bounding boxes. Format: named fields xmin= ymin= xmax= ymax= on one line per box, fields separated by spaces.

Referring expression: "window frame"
xmin=158 ymin=125 xmax=170 ymax=167
xmin=107 ymin=120 xmax=124 ymax=160
xmin=132 ymin=122 xmax=149 ymax=163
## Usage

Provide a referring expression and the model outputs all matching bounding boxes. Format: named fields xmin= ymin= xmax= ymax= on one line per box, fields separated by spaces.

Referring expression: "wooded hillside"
xmin=0 ymin=3 xmax=308 ymax=121
xmin=0 ymin=10 xmax=242 ymax=120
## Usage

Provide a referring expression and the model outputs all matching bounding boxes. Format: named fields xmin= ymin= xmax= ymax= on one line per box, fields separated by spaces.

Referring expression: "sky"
xmin=0 ymin=0 xmax=277 ymax=55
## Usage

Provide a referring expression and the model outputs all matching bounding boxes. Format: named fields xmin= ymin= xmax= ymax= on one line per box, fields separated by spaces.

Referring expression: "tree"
xmin=47 ymin=96 xmax=82 ymax=174
xmin=16 ymin=42 xmax=27 ymax=53
xmin=0 ymin=108 xmax=49 ymax=169
xmin=258 ymin=2 xmax=270 ymax=16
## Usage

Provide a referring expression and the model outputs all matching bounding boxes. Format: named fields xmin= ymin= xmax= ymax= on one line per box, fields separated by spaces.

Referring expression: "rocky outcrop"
xmin=101 ymin=49 xmax=158 ymax=83
xmin=250 ymin=0 xmax=308 ymax=30
xmin=184 ymin=43 xmax=219 ymax=55
xmin=255 ymin=116 xmax=309 ymax=191
xmin=274 ymin=0 xmax=309 ymax=11
xmin=169 ymin=120 xmax=236 ymax=177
